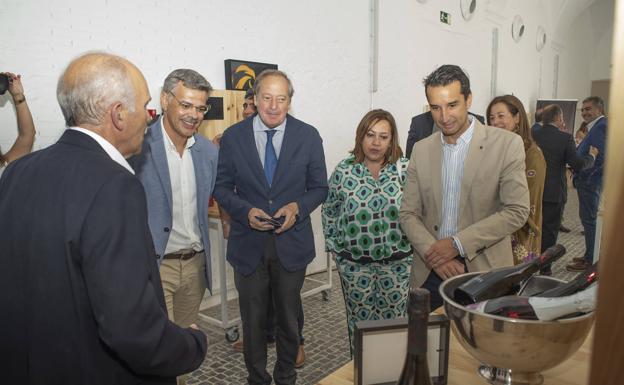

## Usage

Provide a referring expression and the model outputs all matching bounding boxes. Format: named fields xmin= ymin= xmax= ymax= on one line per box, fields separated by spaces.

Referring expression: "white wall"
xmin=0 ymin=0 xmax=614 ymax=277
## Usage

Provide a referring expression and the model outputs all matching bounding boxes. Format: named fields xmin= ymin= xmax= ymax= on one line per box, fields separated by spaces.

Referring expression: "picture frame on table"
xmin=353 ymin=314 xmax=450 ymax=385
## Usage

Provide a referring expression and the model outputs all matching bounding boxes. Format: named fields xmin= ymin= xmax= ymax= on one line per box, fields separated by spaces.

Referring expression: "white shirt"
xmin=438 ymin=116 xmax=476 ymax=257
xmin=68 ymin=127 xmax=134 ymax=174
xmin=161 ymin=121 xmax=202 ymax=254
xmin=586 ymin=115 xmax=604 ymax=132
xmin=253 ymin=115 xmax=287 ymax=167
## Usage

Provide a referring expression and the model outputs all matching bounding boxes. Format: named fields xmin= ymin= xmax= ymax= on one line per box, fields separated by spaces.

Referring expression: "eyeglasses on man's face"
xmin=168 ymin=91 xmax=211 ymax=114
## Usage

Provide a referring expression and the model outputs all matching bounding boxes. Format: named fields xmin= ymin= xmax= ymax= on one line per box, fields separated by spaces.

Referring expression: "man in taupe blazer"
xmin=399 ymin=65 xmax=530 ymax=310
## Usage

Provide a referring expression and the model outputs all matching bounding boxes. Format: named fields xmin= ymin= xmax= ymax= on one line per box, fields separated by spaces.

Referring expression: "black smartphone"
xmin=255 ymin=216 xmax=285 ymax=227
xmin=0 ymin=73 xmax=9 ymax=95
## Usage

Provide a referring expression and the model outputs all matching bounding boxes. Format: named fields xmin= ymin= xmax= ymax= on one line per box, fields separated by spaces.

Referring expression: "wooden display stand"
xmin=198 ymin=89 xmax=246 ymax=218
xmin=198 ymin=89 xmax=246 ymax=142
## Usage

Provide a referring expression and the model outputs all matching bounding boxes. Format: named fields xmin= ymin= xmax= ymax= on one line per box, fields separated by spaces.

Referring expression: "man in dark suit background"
xmin=0 ymin=53 xmax=207 ymax=385
xmin=532 ymin=104 xmax=597 ymax=274
xmin=405 ymin=110 xmax=484 ymax=158
xmin=566 ymin=96 xmax=608 ymax=272
xmin=214 ymin=70 xmax=328 ymax=385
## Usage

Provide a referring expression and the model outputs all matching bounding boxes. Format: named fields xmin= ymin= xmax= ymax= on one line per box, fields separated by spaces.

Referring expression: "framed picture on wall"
xmin=224 ymin=59 xmax=278 ymax=90
xmin=536 ymin=99 xmax=578 ymax=134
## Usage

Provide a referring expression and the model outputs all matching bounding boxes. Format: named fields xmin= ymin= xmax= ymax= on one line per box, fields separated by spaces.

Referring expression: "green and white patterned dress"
xmin=322 ymin=154 xmax=413 ymax=355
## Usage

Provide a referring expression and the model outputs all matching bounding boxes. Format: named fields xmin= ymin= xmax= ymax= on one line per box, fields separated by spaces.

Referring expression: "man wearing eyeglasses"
xmin=131 ymin=69 xmax=218 ymax=384
xmin=243 ymin=87 xmax=257 ymax=119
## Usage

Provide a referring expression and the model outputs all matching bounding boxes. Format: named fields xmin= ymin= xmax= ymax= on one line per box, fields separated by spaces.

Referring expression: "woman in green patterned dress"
xmin=322 ymin=109 xmax=412 ymax=355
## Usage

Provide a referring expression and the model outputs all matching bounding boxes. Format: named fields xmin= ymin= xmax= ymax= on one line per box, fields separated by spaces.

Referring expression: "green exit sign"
xmin=440 ymin=11 xmax=451 ymax=25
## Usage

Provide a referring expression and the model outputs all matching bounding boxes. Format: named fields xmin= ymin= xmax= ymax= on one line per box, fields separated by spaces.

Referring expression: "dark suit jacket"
xmin=0 ymin=130 xmax=206 ymax=385
xmin=405 ymin=111 xmax=485 ymax=158
xmin=575 ymin=116 xmax=607 ymax=186
xmin=130 ymin=119 xmax=219 ymax=291
xmin=532 ymin=124 xmax=594 ymax=203
xmin=213 ymin=114 xmax=328 ymax=275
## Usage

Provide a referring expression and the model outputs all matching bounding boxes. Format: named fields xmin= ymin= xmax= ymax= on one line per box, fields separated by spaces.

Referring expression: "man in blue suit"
xmin=132 ymin=69 xmax=218 ymax=338
xmin=214 ymin=70 xmax=328 ymax=385
xmin=567 ymin=96 xmax=608 ymax=272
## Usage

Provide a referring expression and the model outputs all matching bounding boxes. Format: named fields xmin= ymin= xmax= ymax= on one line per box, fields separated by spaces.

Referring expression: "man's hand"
xmin=432 ymin=259 xmax=465 ymax=280
xmin=3 ymin=72 xmax=25 ymax=99
xmin=589 ymin=145 xmax=599 ymax=158
xmin=274 ymin=202 xmax=299 ymax=234
xmin=425 ymin=238 xmax=459 ymax=268
xmin=248 ymin=208 xmax=275 ymax=231
xmin=221 ymin=220 xmax=230 ymax=239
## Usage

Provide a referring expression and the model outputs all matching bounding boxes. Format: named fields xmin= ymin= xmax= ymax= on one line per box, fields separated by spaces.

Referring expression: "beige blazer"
xmin=399 ymin=120 xmax=530 ymax=288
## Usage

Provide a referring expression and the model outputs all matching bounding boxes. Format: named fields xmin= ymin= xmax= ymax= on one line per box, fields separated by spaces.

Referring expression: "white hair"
xmin=57 ymin=53 xmax=135 ymax=126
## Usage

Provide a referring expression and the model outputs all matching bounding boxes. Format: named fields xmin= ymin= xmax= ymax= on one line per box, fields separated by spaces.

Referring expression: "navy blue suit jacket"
xmin=130 ymin=119 xmax=219 ymax=292
xmin=213 ymin=114 xmax=328 ymax=275
xmin=575 ymin=116 xmax=607 ymax=186
xmin=532 ymin=124 xmax=594 ymax=203
xmin=0 ymin=130 xmax=206 ymax=384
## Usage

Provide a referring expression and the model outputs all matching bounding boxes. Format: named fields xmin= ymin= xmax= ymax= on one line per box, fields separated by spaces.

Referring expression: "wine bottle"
xmin=396 ymin=288 xmax=432 ymax=385
xmin=534 ymin=262 xmax=598 ymax=297
xmin=467 ymin=284 xmax=597 ymax=321
xmin=453 ymin=244 xmax=566 ymax=305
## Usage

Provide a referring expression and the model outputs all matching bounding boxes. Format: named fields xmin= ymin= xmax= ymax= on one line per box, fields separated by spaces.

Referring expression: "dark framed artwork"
xmin=536 ymin=99 xmax=578 ymax=134
xmin=224 ymin=59 xmax=278 ymax=90
xmin=353 ymin=314 xmax=450 ymax=385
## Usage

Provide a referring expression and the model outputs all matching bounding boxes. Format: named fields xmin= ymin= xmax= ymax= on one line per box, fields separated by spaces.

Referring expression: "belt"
xmin=162 ymin=249 xmax=203 ymax=260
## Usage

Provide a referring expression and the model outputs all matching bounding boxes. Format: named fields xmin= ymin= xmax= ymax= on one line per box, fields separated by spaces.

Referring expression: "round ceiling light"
xmin=460 ymin=0 xmax=477 ymax=21
xmin=511 ymin=15 xmax=525 ymax=43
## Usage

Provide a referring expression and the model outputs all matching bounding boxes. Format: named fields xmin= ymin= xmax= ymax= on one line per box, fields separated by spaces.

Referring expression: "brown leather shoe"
xmin=295 ymin=344 xmax=305 ymax=368
xmin=566 ymin=260 xmax=591 ymax=272
xmin=232 ymin=340 xmax=244 ymax=353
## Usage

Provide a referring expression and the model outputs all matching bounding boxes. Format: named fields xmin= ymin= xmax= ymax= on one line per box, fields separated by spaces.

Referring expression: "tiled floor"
xmin=190 ymin=191 xmax=589 ymax=384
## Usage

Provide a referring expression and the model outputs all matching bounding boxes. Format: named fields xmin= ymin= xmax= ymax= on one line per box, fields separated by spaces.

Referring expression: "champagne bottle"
xmin=468 ymin=284 xmax=597 ymax=321
xmin=535 ymin=262 xmax=598 ymax=297
xmin=396 ymin=288 xmax=432 ymax=385
xmin=453 ymin=244 xmax=566 ymax=305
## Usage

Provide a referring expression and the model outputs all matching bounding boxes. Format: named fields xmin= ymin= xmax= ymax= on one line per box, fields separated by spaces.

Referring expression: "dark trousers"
xmin=234 ymin=237 xmax=306 ymax=385
xmin=266 ymin=288 xmax=305 ymax=344
xmin=577 ymin=179 xmax=601 ymax=263
xmin=541 ymin=201 xmax=563 ymax=252
xmin=421 ymin=257 xmax=467 ymax=312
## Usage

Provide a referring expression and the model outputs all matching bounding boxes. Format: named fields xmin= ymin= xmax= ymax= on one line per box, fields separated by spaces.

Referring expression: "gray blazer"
xmin=131 ymin=119 xmax=219 ymax=291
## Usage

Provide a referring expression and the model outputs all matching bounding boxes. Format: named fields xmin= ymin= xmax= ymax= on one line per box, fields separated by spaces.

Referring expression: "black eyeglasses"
xmin=168 ymin=91 xmax=211 ymax=114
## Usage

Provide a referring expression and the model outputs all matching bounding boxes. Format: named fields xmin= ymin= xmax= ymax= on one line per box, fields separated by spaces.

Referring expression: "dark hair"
xmin=541 ymin=104 xmax=563 ymax=125
xmin=253 ymin=69 xmax=294 ymax=99
xmin=534 ymin=108 xmax=543 ymax=124
xmin=351 ymin=109 xmax=403 ymax=165
xmin=487 ymin=95 xmax=534 ymax=151
xmin=582 ymin=96 xmax=605 ymax=113
xmin=423 ymin=64 xmax=471 ymax=100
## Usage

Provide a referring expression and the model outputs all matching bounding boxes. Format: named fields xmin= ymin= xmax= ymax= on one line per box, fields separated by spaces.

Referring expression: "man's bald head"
xmin=57 ymin=52 xmax=141 ymax=127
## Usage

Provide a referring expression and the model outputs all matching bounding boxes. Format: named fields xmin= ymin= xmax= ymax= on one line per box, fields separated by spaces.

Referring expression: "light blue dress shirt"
xmin=253 ymin=115 xmax=287 ymax=167
xmin=438 ymin=116 xmax=475 ymax=257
